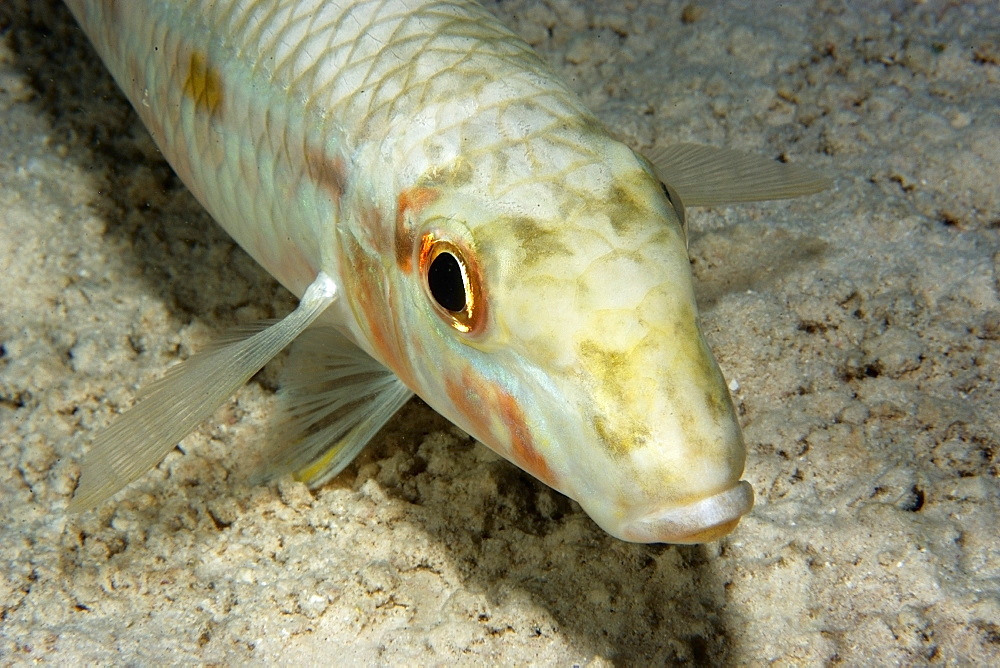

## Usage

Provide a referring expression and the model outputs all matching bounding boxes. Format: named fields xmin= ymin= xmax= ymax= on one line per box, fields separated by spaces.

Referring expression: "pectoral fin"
xmin=68 ymin=272 xmax=339 ymax=512
xmin=645 ymin=143 xmax=831 ymax=207
xmin=253 ymin=326 xmax=413 ymax=488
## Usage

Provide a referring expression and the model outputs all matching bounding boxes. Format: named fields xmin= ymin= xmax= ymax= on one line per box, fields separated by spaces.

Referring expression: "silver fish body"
xmin=65 ymin=0 xmax=828 ymax=542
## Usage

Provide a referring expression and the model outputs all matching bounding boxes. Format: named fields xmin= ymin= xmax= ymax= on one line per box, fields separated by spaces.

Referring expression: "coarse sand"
xmin=1 ymin=0 xmax=998 ymax=663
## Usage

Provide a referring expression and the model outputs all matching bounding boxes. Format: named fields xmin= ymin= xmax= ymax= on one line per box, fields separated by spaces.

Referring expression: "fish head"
xmin=350 ymin=139 xmax=751 ymax=544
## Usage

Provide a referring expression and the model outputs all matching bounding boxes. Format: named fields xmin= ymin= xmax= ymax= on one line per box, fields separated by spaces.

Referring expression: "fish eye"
xmin=418 ymin=234 xmax=485 ymax=334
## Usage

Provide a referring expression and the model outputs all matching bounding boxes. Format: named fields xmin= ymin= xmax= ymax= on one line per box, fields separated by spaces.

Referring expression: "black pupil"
xmin=428 ymin=251 xmax=466 ymax=312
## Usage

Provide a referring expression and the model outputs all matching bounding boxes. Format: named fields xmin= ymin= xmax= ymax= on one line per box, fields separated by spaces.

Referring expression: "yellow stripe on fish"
xmin=63 ymin=0 xmax=829 ymax=543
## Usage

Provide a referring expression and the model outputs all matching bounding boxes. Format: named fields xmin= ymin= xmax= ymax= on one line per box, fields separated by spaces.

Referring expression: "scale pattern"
xmin=63 ymin=1 xmax=602 ymax=293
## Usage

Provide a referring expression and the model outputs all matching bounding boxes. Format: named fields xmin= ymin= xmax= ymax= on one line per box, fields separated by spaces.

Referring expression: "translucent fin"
xmin=252 ymin=326 xmax=413 ymax=488
xmin=644 ymin=143 xmax=832 ymax=207
xmin=133 ymin=321 xmax=275 ymax=402
xmin=68 ymin=273 xmax=339 ymax=512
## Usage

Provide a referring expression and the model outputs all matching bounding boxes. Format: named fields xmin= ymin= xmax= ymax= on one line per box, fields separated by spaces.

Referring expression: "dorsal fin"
xmin=644 ymin=143 xmax=831 ymax=207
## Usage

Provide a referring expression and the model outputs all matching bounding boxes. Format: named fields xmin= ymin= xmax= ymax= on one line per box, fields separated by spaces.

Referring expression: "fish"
xmin=63 ymin=0 xmax=829 ymax=543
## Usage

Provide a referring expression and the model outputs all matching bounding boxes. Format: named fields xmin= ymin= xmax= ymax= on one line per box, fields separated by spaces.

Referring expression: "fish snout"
xmin=616 ymin=481 xmax=754 ymax=544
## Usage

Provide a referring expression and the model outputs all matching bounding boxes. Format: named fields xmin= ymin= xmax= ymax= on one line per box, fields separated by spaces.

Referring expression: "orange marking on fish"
xmin=497 ymin=390 xmax=556 ymax=488
xmin=182 ymin=50 xmax=224 ymax=118
xmin=343 ymin=237 xmax=418 ymax=391
xmin=445 ymin=370 xmax=495 ymax=447
xmin=395 ymin=187 xmax=439 ymax=272
xmin=305 ymin=149 xmax=347 ymax=204
xmin=445 ymin=367 xmax=557 ymax=489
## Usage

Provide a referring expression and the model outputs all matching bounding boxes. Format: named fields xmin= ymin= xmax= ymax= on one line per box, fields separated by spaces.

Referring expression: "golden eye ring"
xmin=418 ymin=233 xmax=486 ymax=335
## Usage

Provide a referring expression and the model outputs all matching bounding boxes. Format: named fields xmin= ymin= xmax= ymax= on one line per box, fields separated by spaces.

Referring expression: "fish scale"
xmin=64 ymin=0 xmax=828 ymax=542
xmin=65 ymin=0 xmax=604 ymax=306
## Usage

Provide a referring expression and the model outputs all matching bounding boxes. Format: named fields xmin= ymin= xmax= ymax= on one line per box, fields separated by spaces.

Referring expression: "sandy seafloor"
xmin=1 ymin=0 xmax=998 ymax=663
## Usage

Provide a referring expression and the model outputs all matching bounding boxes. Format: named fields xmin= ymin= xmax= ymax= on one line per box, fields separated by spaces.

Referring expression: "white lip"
xmin=618 ymin=481 xmax=755 ymax=544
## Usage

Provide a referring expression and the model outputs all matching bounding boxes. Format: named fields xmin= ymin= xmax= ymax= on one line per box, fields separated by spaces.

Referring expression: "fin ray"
xmin=254 ymin=326 xmax=413 ymax=488
xmin=645 ymin=143 xmax=832 ymax=207
xmin=68 ymin=273 xmax=339 ymax=512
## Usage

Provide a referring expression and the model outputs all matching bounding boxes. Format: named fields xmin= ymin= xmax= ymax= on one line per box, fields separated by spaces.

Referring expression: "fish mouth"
xmin=618 ymin=481 xmax=755 ymax=544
